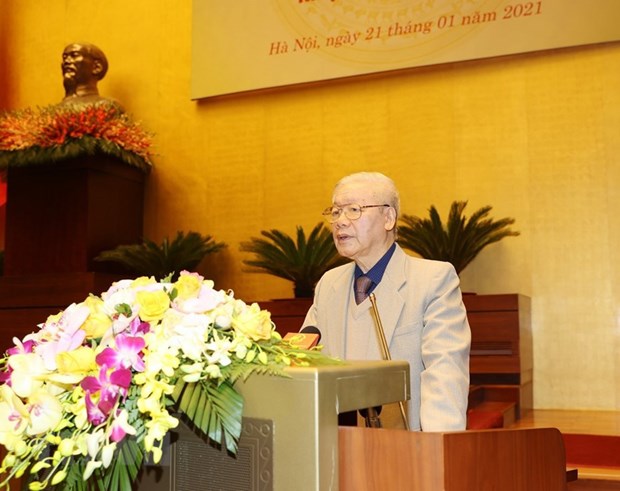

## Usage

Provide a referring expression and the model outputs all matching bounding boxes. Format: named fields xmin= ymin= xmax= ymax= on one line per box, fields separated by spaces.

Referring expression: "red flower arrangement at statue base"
xmin=0 ymin=102 xmax=153 ymax=173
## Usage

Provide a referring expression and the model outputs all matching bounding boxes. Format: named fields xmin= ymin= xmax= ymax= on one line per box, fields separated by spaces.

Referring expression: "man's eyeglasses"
xmin=322 ymin=204 xmax=390 ymax=223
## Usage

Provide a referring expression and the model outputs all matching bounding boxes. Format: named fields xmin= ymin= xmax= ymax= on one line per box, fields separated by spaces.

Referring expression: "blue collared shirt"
xmin=354 ymin=242 xmax=397 ymax=296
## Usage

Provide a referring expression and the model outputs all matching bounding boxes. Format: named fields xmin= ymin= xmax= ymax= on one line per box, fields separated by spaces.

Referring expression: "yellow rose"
xmin=136 ymin=290 xmax=170 ymax=322
xmin=131 ymin=276 xmax=157 ymax=288
xmin=173 ymin=273 xmax=202 ymax=300
xmin=232 ymin=303 xmax=273 ymax=341
xmin=81 ymin=296 xmax=112 ymax=339
xmin=55 ymin=346 xmax=97 ymax=376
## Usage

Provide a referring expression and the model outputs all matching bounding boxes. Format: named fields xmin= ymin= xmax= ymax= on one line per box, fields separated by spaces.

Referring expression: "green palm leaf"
xmin=57 ymin=459 xmax=89 ymax=491
xmin=399 ymin=201 xmax=519 ymax=274
xmin=240 ymin=223 xmax=348 ymax=297
xmin=94 ymin=231 xmax=226 ymax=280
xmin=173 ymin=379 xmax=243 ymax=454
xmin=97 ymin=438 xmax=143 ymax=491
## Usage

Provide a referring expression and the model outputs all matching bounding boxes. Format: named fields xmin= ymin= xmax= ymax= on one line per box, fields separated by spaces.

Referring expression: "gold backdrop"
xmin=2 ymin=0 xmax=619 ymax=412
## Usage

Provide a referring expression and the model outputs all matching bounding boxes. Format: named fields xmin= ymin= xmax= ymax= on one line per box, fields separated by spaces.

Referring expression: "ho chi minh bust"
xmin=60 ymin=42 xmax=120 ymax=107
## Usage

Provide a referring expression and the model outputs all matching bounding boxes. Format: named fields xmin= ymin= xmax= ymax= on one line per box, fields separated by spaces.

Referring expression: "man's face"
xmin=330 ymin=181 xmax=395 ymax=269
xmin=61 ymin=44 xmax=96 ymax=85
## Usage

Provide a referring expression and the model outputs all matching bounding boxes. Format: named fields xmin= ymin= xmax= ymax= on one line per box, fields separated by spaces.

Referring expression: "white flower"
xmin=234 ymin=343 xmax=248 ymax=360
xmin=83 ymin=460 xmax=103 ymax=481
xmin=86 ymin=429 xmax=105 ymax=459
xmin=25 ymin=388 xmax=63 ymax=436
xmin=7 ymin=353 xmax=47 ymax=398
xmin=0 ymin=385 xmax=29 ymax=446
xmin=204 ymin=364 xmax=221 ymax=379
xmin=101 ymin=279 xmax=134 ymax=298
xmin=205 ymin=333 xmax=232 ymax=367
xmin=180 ymin=361 xmax=204 ymax=382
xmin=101 ymin=442 xmax=116 ymax=468
xmin=214 ymin=314 xmax=232 ymax=329
xmin=170 ymin=313 xmax=210 ymax=360
xmin=174 ymin=284 xmax=226 ymax=314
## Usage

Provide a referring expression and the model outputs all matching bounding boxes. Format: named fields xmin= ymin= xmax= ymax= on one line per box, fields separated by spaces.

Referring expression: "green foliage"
xmin=0 ymin=136 xmax=151 ymax=173
xmin=239 ymin=223 xmax=348 ymax=298
xmin=63 ymin=439 xmax=144 ymax=491
xmin=94 ymin=231 xmax=226 ymax=281
xmin=398 ymin=201 xmax=520 ymax=274
xmin=172 ymin=380 xmax=243 ymax=455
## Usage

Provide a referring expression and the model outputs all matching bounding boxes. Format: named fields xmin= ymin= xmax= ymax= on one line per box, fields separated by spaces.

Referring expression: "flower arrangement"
xmin=0 ymin=272 xmax=336 ymax=490
xmin=0 ymin=101 xmax=153 ymax=173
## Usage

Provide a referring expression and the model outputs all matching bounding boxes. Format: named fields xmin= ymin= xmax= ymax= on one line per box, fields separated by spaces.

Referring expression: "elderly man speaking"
xmin=302 ymin=171 xmax=471 ymax=431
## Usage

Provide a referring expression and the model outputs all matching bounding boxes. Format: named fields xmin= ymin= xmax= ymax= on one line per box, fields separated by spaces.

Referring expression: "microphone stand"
xmin=369 ymin=293 xmax=410 ymax=431
xmin=361 ymin=406 xmax=382 ymax=428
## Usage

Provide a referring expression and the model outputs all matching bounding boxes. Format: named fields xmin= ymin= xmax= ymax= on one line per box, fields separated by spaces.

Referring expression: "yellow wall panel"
xmin=2 ymin=1 xmax=619 ymax=410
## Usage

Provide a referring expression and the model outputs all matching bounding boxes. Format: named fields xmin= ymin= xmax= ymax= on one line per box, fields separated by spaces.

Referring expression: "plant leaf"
xmin=94 ymin=231 xmax=226 ymax=280
xmin=398 ymin=201 xmax=519 ymax=274
xmin=240 ymin=223 xmax=348 ymax=297
xmin=172 ymin=378 xmax=244 ymax=455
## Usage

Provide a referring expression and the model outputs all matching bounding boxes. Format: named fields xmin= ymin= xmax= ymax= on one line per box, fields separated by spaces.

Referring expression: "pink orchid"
xmin=96 ymin=334 xmax=145 ymax=372
xmin=81 ymin=367 xmax=132 ymax=423
xmin=127 ymin=317 xmax=150 ymax=336
xmin=109 ymin=409 xmax=136 ymax=443
xmin=84 ymin=392 xmax=107 ymax=426
xmin=82 ymin=367 xmax=131 ymax=394
xmin=0 ymin=369 xmax=11 ymax=384
xmin=7 ymin=338 xmax=35 ymax=356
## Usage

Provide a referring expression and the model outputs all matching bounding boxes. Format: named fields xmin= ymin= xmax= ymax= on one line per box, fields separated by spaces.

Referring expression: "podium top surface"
xmin=283 ymin=359 xmax=409 ymax=380
xmin=238 ymin=359 xmax=410 ymax=414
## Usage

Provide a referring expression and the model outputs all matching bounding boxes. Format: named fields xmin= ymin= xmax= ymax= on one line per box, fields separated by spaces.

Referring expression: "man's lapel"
xmin=327 ymin=263 xmax=354 ymax=357
xmin=366 ymin=246 xmax=407 ymax=357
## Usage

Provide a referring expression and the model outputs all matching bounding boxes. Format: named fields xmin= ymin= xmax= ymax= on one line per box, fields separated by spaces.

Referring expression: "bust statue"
xmin=60 ymin=42 xmax=112 ymax=106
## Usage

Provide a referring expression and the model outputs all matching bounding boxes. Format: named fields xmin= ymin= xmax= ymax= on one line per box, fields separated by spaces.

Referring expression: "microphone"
xmin=300 ymin=325 xmax=321 ymax=341
xmin=283 ymin=325 xmax=321 ymax=349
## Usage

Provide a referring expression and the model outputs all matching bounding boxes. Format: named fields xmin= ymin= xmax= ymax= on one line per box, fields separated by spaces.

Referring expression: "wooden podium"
xmin=134 ymin=361 xmax=569 ymax=491
xmin=137 ymin=360 xmax=411 ymax=491
xmin=339 ymin=426 xmax=568 ymax=491
xmin=2 ymin=361 xmax=568 ymax=490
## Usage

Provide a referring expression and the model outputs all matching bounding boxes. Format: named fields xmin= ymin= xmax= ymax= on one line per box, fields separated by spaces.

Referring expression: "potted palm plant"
xmin=239 ymin=222 xmax=347 ymax=298
xmin=398 ymin=201 xmax=519 ymax=275
xmin=94 ymin=230 xmax=226 ymax=280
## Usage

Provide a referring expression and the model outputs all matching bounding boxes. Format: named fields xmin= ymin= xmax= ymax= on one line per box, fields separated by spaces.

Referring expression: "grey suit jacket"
xmin=302 ymin=244 xmax=471 ymax=431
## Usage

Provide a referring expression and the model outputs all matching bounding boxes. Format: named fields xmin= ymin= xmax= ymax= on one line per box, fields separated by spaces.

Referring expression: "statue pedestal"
xmin=4 ymin=155 xmax=145 ymax=275
xmin=0 ymin=155 xmax=147 ymax=347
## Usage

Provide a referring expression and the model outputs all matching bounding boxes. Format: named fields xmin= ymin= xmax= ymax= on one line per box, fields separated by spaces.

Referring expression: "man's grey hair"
xmin=333 ymin=171 xmax=401 ymax=217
